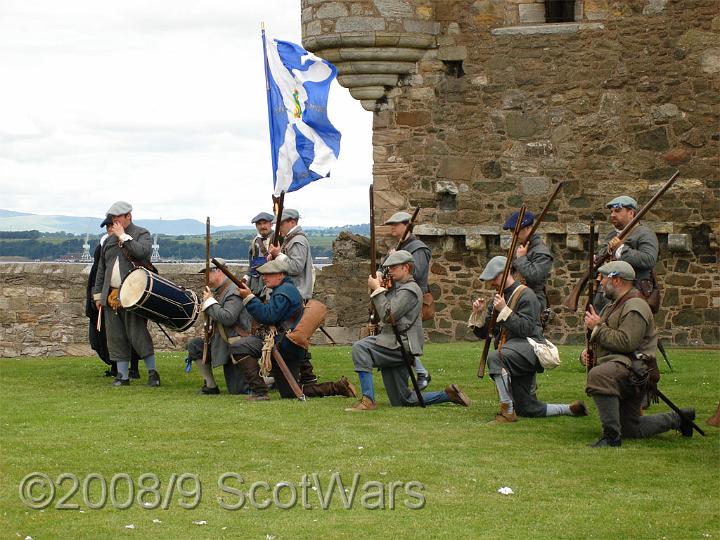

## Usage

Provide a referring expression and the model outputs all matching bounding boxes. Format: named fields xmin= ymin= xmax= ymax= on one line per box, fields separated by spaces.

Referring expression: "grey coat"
xmin=473 ymin=281 xmax=544 ymax=377
xmin=93 ymin=221 xmax=152 ymax=305
xmin=280 ymin=226 xmax=313 ymax=301
xmin=204 ymin=278 xmax=253 ymax=367
xmin=597 ymin=224 xmax=658 ymax=282
xmin=398 ymin=235 xmax=431 ymax=293
xmin=372 ymin=277 xmax=423 ymax=356
xmin=513 ymin=234 xmax=553 ymax=310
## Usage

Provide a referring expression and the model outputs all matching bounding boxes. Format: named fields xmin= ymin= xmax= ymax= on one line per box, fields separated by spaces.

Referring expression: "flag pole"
xmin=262 ymin=22 xmax=286 ymax=237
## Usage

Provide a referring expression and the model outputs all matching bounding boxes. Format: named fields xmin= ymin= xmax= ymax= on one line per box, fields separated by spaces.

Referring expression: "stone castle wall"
xmin=301 ymin=0 xmax=720 ymax=345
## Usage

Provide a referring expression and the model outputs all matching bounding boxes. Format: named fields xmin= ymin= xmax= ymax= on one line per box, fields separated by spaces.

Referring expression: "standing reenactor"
xmin=594 ymin=195 xmax=659 ymax=312
xmin=581 ymin=261 xmax=695 ymax=447
xmin=268 ymin=208 xmax=318 ymax=385
xmin=246 ymin=212 xmax=274 ymax=296
xmin=348 ymin=251 xmax=470 ymax=411
xmin=470 ymin=256 xmax=587 ymax=423
xmin=92 ymin=201 xmax=160 ymax=387
xmin=185 ymin=258 xmax=253 ymax=395
xmin=503 ymin=210 xmax=554 ymax=312
xmin=383 ymin=211 xmax=433 ymax=389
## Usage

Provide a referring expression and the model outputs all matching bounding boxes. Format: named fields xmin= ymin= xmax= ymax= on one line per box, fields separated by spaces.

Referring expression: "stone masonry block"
xmin=518 ymin=3 xmax=546 ymax=24
xmin=668 ymin=234 xmax=692 ymax=253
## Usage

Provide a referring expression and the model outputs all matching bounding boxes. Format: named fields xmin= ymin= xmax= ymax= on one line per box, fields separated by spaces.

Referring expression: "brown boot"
xmin=445 ymin=384 xmax=471 ymax=407
xmin=707 ymin=402 xmax=720 ymax=427
xmin=345 ymin=396 xmax=377 ymax=412
xmin=236 ymin=355 xmax=269 ymax=397
xmin=492 ymin=402 xmax=517 ymax=424
xmin=246 ymin=393 xmax=270 ymax=402
xmin=336 ymin=376 xmax=358 ymax=398
xmin=569 ymin=400 xmax=589 ymax=417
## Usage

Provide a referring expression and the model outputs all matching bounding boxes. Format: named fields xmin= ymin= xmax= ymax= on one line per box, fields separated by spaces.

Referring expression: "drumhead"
xmin=119 ymin=268 xmax=150 ymax=308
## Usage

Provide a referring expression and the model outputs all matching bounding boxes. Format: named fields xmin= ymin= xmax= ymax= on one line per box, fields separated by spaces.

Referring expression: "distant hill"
xmin=0 ymin=209 xmax=369 ymax=236
xmin=0 ymin=210 xmax=251 ymax=235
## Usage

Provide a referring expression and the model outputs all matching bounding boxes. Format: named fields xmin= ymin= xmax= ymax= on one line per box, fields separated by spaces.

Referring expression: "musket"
xmin=478 ymin=205 xmax=527 ymax=378
xmin=584 ymin=219 xmax=597 ymax=372
xmin=212 ymin=258 xmax=245 ymax=289
xmin=563 ymin=170 xmax=680 ymax=311
xmin=522 ymin=180 xmax=565 ymax=246
xmin=272 ymin=347 xmax=306 ymax=401
xmin=656 ymin=389 xmax=705 ymax=436
xmin=382 ymin=206 xmax=421 ymax=285
xmin=368 ymin=186 xmax=381 ymax=335
xmin=390 ymin=322 xmax=425 ymax=407
xmin=211 ymin=256 xmax=306 ymax=400
xmin=201 ymin=217 xmax=211 ymax=365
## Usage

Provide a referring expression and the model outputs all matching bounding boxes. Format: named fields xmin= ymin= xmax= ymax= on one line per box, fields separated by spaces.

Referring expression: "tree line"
xmin=0 ymin=231 xmax=338 ymax=261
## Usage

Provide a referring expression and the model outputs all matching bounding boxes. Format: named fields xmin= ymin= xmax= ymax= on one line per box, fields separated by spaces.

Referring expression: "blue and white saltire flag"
xmin=262 ymin=32 xmax=341 ymax=196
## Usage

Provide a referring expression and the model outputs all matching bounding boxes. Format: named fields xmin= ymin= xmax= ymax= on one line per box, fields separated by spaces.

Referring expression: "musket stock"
xmin=271 ymin=192 xmax=285 ymax=248
xmin=478 ymin=205 xmax=527 ymax=378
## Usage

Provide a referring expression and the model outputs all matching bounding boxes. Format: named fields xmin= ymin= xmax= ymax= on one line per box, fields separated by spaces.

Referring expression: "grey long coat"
xmin=93 ymin=221 xmax=152 ymax=306
xmin=513 ymin=234 xmax=553 ymax=310
xmin=473 ymin=281 xmax=544 ymax=377
xmin=372 ymin=277 xmax=424 ymax=356
xmin=597 ymin=224 xmax=658 ymax=282
xmin=280 ymin=226 xmax=314 ymax=301
xmin=398 ymin=235 xmax=431 ymax=294
xmin=204 ymin=278 xmax=253 ymax=367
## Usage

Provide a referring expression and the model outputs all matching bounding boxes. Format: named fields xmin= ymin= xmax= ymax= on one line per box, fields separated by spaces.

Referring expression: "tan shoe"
xmin=491 ymin=402 xmax=517 ymax=424
xmin=247 ymin=393 xmax=270 ymax=402
xmin=569 ymin=400 xmax=589 ymax=417
xmin=445 ymin=384 xmax=471 ymax=407
xmin=337 ymin=376 xmax=359 ymax=398
xmin=345 ymin=396 xmax=377 ymax=412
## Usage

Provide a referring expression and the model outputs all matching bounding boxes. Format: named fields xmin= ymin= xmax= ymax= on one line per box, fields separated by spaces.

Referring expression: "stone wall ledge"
xmin=491 ymin=22 xmax=605 ymax=37
xmin=415 ymin=221 xmax=676 ymax=239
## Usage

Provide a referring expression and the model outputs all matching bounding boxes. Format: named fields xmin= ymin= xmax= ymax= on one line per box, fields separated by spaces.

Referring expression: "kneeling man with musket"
xmin=582 ymin=261 xmax=696 ymax=447
xmin=470 ymin=256 xmax=587 ymax=423
xmin=348 ymin=250 xmax=471 ymax=411
xmin=234 ymin=258 xmax=356 ymax=400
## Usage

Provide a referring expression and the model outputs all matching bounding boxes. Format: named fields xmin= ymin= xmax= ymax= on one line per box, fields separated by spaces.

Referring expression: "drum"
xmin=119 ymin=268 xmax=199 ymax=332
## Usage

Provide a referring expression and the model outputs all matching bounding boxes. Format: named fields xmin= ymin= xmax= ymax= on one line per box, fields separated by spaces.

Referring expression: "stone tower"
xmin=302 ymin=0 xmax=719 ymax=345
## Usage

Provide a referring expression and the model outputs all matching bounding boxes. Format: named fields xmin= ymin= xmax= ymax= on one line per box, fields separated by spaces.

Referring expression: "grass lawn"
xmin=1 ymin=344 xmax=718 ymax=539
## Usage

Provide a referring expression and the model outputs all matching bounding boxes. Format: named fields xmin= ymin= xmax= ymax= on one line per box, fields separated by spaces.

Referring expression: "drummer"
xmin=93 ymin=201 xmax=160 ymax=387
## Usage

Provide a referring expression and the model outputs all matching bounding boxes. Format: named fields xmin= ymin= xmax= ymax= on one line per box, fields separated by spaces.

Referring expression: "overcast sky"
xmin=0 ymin=0 xmax=374 ymax=227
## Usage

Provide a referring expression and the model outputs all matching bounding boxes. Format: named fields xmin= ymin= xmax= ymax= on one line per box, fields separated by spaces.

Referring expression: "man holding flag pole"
xmin=257 ymin=26 xmax=341 ymax=391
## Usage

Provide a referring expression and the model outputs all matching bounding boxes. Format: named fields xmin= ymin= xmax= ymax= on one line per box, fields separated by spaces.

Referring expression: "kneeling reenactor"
xmin=235 ymin=258 xmax=356 ymax=401
xmin=186 ymin=258 xmax=253 ymax=394
xmin=348 ymin=250 xmax=471 ymax=411
xmin=471 ymin=256 xmax=587 ymax=423
xmin=582 ymin=261 xmax=696 ymax=447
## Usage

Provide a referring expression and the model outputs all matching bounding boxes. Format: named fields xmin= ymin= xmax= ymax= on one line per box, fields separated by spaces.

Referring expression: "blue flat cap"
xmin=606 ymin=196 xmax=638 ymax=210
xmin=503 ymin=210 xmax=535 ymax=231
xmin=105 ymin=201 xmax=132 ymax=216
xmin=251 ymin=212 xmax=274 ymax=224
